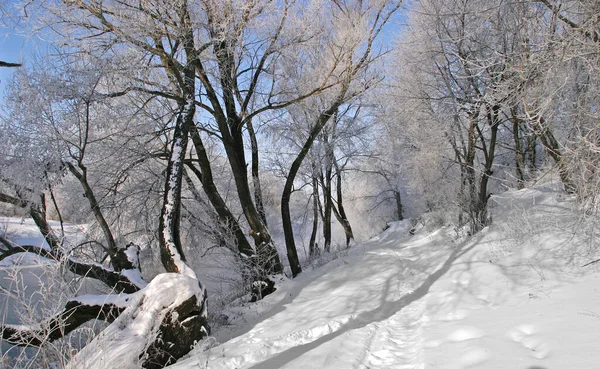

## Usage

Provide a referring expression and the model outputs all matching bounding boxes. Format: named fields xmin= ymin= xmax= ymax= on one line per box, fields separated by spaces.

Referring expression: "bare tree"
xmin=280 ymin=0 xmax=401 ymax=276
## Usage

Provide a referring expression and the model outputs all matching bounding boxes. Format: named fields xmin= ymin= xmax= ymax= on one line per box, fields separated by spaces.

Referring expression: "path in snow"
xmin=171 ymin=221 xmax=474 ymax=369
xmin=171 ymin=187 xmax=600 ymax=369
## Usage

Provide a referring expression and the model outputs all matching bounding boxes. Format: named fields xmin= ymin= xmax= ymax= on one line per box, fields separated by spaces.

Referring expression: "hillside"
xmin=166 ymin=186 xmax=600 ymax=369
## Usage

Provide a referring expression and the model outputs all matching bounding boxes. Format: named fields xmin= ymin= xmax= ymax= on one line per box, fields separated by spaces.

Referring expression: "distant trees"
xmin=279 ymin=0 xmax=400 ymax=273
xmin=386 ymin=0 xmax=600 ymax=231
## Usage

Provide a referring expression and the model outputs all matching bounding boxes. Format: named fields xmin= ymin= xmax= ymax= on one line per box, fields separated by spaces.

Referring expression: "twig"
xmin=582 ymin=258 xmax=600 ymax=267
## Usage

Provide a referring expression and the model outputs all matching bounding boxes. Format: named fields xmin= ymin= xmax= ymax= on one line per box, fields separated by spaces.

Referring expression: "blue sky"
xmin=0 ymin=27 xmax=29 ymax=98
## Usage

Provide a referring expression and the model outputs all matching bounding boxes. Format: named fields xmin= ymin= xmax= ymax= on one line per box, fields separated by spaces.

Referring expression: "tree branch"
xmin=1 ymin=295 xmax=128 ymax=347
xmin=0 ymin=61 xmax=21 ymax=68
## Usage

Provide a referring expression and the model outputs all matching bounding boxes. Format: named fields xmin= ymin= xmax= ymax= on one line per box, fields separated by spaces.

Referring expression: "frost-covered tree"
xmin=387 ymin=0 xmax=555 ymax=232
xmin=278 ymin=0 xmax=401 ymax=275
xmin=0 ymin=54 xmax=209 ymax=368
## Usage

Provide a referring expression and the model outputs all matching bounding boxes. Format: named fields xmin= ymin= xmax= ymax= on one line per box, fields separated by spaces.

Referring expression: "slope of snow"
xmin=169 ymin=186 xmax=600 ymax=369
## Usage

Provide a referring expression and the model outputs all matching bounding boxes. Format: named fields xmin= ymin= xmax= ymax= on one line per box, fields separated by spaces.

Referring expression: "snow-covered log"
xmin=66 ymin=273 xmax=209 ymax=369
xmin=2 ymin=273 xmax=208 ymax=368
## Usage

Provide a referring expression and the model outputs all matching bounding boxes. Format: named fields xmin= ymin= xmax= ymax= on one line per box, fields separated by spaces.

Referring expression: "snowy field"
xmin=2 ymin=186 xmax=600 ymax=368
xmin=169 ymin=186 xmax=600 ymax=369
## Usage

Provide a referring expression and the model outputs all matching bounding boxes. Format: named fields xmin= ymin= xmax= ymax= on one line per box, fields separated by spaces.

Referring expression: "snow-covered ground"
xmin=169 ymin=186 xmax=600 ymax=369
xmin=2 ymin=185 xmax=600 ymax=368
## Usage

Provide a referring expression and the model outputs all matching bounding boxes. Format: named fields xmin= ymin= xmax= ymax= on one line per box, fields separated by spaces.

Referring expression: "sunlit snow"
xmin=2 ymin=186 xmax=600 ymax=368
xmin=168 ymin=187 xmax=600 ymax=369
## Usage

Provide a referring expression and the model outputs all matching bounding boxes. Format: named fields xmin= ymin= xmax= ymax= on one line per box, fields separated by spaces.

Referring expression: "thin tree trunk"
xmin=188 ymin=126 xmax=254 ymax=258
xmin=64 ymin=100 xmax=124 ymax=270
xmin=322 ymin=163 xmax=333 ymax=253
xmin=511 ymin=108 xmax=526 ymax=189
xmin=393 ymin=190 xmax=404 ymax=221
xmin=473 ymin=105 xmax=500 ymax=231
xmin=332 ymin=159 xmax=354 ymax=246
xmin=247 ymin=119 xmax=268 ymax=226
xmin=526 ymin=134 xmax=537 ymax=171
xmin=308 ymin=171 xmax=320 ymax=258
xmin=281 ymin=101 xmax=345 ymax=275
xmin=67 ymin=162 xmax=126 ymax=270
xmin=536 ymin=117 xmax=576 ymax=193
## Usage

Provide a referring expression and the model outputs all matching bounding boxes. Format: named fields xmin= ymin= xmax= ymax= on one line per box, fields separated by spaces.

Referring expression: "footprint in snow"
xmin=506 ymin=324 xmax=550 ymax=359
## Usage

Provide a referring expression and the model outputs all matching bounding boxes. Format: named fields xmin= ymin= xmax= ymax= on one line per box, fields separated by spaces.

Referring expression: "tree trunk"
xmin=526 ymin=134 xmax=537 ymax=172
xmin=472 ymin=104 xmax=500 ymax=232
xmin=331 ymin=159 xmax=354 ymax=246
xmin=308 ymin=170 xmax=320 ymax=259
xmin=210 ymin=37 xmax=282 ymax=277
xmin=322 ymin=163 xmax=333 ymax=253
xmin=188 ymin=126 xmax=254 ymax=258
xmin=510 ymin=108 xmax=526 ymax=190
xmin=158 ymin=97 xmax=196 ymax=276
xmin=247 ymin=119 xmax=268 ymax=226
xmin=281 ymin=102 xmax=345 ymax=275
xmin=394 ymin=190 xmax=404 ymax=221
xmin=535 ymin=116 xmax=576 ymax=193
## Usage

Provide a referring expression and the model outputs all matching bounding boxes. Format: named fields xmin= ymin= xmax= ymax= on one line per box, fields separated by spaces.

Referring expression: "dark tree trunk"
xmin=472 ymin=104 xmax=500 ymax=232
xmin=331 ymin=159 xmax=354 ymax=246
xmin=393 ymin=190 xmax=404 ymax=221
xmin=534 ymin=116 xmax=576 ymax=193
xmin=526 ymin=134 xmax=538 ymax=172
xmin=308 ymin=170 xmax=320 ymax=259
xmin=2 ymin=298 xmax=125 ymax=347
xmin=209 ymin=37 xmax=282 ymax=278
xmin=63 ymin=100 xmax=126 ymax=271
xmin=281 ymin=102 xmax=345 ymax=275
xmin=510 ymin=109 xmax=526 ymax=190
xmin=247 ymin=119 xmax=268 ymax=226
xmin=67 ymin=162 xmax=126 ymax=270
xmin=188 ymin=127 xmax=254 ymax=258
xmin=459 ymin=109 xmax=478 ymax=229
xmin=322 ymin=164 xmax=333 ymax=253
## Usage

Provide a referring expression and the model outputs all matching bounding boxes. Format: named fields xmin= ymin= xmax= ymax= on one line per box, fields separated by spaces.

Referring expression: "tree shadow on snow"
xmin=245 ymin=239 xmax=478 ymax=369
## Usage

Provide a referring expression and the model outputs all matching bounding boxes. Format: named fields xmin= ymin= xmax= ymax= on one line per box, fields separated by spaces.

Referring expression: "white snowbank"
xmin=168 ymin=186 xmax=600 ymax=369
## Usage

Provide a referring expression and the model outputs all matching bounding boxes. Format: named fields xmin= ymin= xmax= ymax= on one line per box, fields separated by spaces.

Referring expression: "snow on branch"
xmin=0 ymin=237 xmax=145 ymax=293
xmin=1 ymin=294 xmax=127 ymax=347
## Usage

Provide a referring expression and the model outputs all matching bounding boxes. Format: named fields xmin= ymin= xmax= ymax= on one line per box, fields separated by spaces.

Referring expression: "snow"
xmin=2 ymin=186 xmax=600 ymax=369
xmin=121 ymin=268 xmax=148 ymax=289
xmin=168 ymin=186 xmax=600 ymax=369
xmin=66 ymin=273 xmax=206 ymax=369
xmin=0 ymin=217 xmax=86 ymax=253
xmin=72 ymin=292 xmax=134 ymax=309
